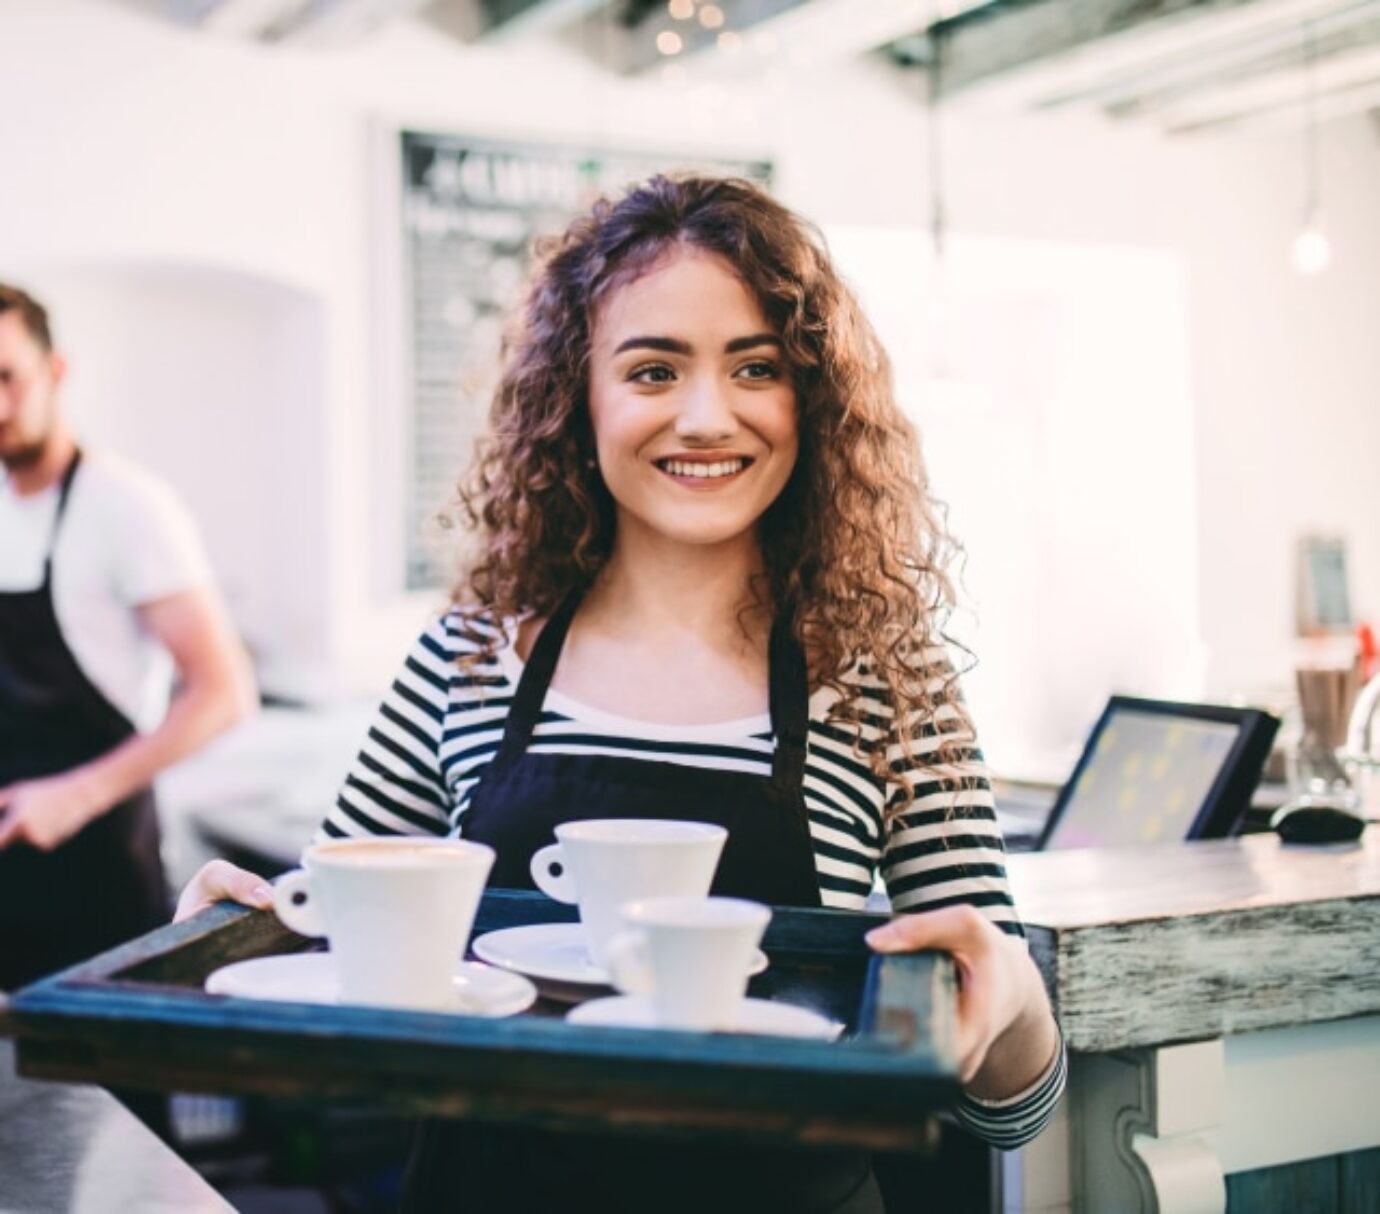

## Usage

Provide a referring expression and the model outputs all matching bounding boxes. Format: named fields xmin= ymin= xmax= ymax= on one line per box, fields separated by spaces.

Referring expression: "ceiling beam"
xmin=1168 ymin=70 xmax=1380 ymax=130
xmin=1156 ymin=38 xmax=1380 ymax=129
xmin=932 ymin=0 xmax=1262 ymax=97
xmin=474 ymin=0 xmax=610 ymax=42
xmin=932 ymin=0 xmax=1361 ymax=110
xmin=1051 ymin=0 xmax=1380 ymax=112
xmin=169 ymin=0 xmax=434 ymax=42
xmin=610 ymin=0 xmax=971 ymax=77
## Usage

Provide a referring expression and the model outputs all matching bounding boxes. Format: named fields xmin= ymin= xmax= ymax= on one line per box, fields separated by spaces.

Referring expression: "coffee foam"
xmin=309 ymin=840 xmax=488 ymax=868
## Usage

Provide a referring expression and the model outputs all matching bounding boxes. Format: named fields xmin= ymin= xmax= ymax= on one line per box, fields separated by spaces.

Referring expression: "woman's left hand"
xmin=867 ymin=905 xmax=1058 ymax=1099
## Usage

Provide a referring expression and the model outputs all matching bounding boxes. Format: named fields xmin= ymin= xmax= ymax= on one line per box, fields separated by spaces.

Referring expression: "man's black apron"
xmin=402 ymin=589 xmax=883 ymax=1214
xmin=0 ymin=452 xmax=167 ymax=991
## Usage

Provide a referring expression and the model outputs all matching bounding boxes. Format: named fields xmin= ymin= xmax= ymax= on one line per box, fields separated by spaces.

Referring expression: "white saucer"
xmin=471 ymin=923 xmax=768 ymax=987
xmin=205 ymin=954 xmax=536 ymax=1017
xmin=566 ymin=995 xmax=842 ymax=1040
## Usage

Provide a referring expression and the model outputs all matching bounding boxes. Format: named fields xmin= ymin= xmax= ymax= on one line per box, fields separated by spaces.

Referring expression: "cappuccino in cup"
xmin=274 ymin=836 xmax=494 ymax=1010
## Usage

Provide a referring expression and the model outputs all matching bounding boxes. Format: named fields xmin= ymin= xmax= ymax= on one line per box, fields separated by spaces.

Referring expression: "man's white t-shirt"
xmin=0 ymin=450 xmax=214 ymax=732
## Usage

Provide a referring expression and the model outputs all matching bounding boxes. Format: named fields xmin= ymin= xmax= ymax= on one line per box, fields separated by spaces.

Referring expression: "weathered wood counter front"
xmin=1003 ymin=828 xmax=1380 ymax=1214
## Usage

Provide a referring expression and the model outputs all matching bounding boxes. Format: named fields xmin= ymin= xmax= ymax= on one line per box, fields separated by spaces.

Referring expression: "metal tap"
xmin=1344 ymin=673 xmax=1380 ymax=817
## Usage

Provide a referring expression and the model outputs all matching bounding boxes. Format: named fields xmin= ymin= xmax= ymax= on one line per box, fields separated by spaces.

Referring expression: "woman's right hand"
xmin=174 ymin=859 xmax=276 ymax=922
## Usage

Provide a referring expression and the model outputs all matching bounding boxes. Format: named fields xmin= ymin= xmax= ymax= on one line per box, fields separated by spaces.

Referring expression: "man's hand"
xmin=0 ymin=771 xmax=105 ymax=851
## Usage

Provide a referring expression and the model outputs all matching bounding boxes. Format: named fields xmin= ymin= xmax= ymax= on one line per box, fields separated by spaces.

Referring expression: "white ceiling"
xmin=131 ymin=0 xmax=1380 ymax=135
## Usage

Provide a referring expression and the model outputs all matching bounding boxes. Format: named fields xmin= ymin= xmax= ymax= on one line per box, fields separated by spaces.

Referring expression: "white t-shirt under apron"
xmin=0 ymin=450 xmax=213 ymax=732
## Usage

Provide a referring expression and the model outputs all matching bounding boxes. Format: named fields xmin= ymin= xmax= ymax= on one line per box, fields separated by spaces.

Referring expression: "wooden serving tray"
xmin=0 ymin=891 xmax=958 ymax=1152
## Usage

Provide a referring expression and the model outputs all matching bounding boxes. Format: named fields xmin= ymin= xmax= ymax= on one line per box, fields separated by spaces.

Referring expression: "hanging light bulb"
xmin=1290 ymin=23 xmax=1331 ymax=277
xmin=1291 ymin=214 xmax=1331 ymax=276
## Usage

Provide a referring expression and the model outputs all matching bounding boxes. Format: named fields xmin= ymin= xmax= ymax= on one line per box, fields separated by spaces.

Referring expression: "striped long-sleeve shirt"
xmin=320 ymin=611 xmax=1065 ymax=1147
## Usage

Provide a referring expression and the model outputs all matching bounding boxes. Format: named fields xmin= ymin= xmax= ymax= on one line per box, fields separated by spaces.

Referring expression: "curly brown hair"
xmin=451 ymin=174 xmax=977 ymax=815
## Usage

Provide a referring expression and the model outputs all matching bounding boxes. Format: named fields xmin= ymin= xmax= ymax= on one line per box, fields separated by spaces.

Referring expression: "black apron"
xmin=0 ymin=452 xmax=167 ymax=991
xmin=401 ymin=590 xmax=883 ymax=1214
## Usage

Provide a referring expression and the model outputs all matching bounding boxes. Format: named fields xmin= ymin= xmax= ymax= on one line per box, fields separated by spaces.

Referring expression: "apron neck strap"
xmin=493 ymin=588 xmax=583 ymax=768
xmin=43 ymin=449 xmax=84 ymax=574
xmin=495 ymin=584 xmax=810 ymax=800
xmin=766 ymin=613 xmax=809 ymax=799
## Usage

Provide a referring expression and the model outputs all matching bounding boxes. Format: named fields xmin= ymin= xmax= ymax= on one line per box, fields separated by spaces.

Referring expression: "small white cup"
xmin=606 ymin=896 xmax=771 ymax=1031
xmin=274 ymin=837 xmax=495 ymax=1010
xmin=529 ymin=819 xmax=726 ymax=969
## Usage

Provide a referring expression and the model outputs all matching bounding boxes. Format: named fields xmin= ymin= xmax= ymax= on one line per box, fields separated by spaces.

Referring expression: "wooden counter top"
xmin=1007 ymin=828 xmax=1380 ymax=927
xmin=1005 ymin=827 xmax=1380 ymax=1052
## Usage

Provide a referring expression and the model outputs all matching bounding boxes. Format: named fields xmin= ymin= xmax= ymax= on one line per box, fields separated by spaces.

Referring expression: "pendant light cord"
xmin=1303 ymin=22 xmax=1319 ymax=217
xmin=927 ymin=17 xmax=946 ymax=264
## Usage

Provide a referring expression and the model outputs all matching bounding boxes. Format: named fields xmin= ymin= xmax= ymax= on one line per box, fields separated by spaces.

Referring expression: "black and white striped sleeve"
xmin=875 ymin=649 xmax=1067 ymax=1147
xmin=877 ymin=650 xmax=1021 ymax=936
xmin=946 ymin=902 xmax=1068 ymax=1151
xmin=319 ymin=618 xmax=457 ymax=840
xmin=954 ymin=1030 xmax=1067 ymax=1149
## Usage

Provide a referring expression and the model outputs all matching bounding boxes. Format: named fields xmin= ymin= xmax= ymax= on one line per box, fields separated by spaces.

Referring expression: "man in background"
xmin=0 ymin=281 xmax=257 ymax=991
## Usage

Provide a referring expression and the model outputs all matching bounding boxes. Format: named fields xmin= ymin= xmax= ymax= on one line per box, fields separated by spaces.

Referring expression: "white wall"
xmin=825 ymin=229 xmax=1204 ymax=776
xmin=936 ymin=108 xmax=1380 ymax=707
xmin=2 ymin=0 xmax=1377 ymax=767
xmin=27 ymin=265 xmax=330 ymax=668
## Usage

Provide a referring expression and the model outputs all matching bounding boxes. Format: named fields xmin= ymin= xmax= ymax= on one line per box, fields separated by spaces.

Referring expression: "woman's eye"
xmin=629 ymin=363 xmax=676 ymax=384
xmin=736 ymin=360 xmax=780 ymax=381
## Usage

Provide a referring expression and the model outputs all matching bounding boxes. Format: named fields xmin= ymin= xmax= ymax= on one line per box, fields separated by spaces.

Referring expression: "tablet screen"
xmin=1043 ymin=709 xmax=1243 ymax=849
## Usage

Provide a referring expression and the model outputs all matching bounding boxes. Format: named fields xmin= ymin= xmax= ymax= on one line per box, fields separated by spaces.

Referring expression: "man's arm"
xmin=0 ymin=586 xmax=257 ymax=850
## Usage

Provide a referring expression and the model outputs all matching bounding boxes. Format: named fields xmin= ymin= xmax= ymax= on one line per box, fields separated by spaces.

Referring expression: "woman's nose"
xmin=674 ymin=376 xmax=737 ymax=441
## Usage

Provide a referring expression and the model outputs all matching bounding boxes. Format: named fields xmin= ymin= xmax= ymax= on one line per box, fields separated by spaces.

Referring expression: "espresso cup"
xmin=606 ymin=896 xmax=771 ymax=1031
xmin=273 ymin=837 xmax=495 ymax=1010
xmin=528 ymin=819 xmax=726 ymax=970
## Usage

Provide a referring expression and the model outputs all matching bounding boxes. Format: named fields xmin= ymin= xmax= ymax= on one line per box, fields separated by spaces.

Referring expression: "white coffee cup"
xmin=273 ymin=837 xmax=495 ymax=1010
xmin=606 ymin=896 xmax=771 ymax=1031
xmin=529 ymin=819 xmax=726 ymax=969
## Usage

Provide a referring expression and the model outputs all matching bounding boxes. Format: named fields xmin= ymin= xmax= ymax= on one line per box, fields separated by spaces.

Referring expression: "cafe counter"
xmin=0 ymin=1038 xmax=232 ymax=1213
xmin=1001 ymin=827 xmax=1380 ymax=1214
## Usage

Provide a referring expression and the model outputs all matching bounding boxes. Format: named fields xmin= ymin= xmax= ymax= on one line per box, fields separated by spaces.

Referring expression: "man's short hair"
xmin=0 ymin=283 xmax=54 ymax=352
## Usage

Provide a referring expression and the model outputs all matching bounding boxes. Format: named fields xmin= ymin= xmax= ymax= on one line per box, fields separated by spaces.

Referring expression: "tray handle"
xmin=857 ymin=950 xmax=959 ymax=1065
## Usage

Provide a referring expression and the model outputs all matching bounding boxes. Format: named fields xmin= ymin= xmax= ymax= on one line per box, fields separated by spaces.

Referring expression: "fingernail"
xmin=252 ymin=883 xmax=274 ymax=904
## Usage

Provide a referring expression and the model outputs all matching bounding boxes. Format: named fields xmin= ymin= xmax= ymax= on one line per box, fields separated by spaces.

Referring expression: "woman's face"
xmin=586 ymin=246 xmax=798 ymax=555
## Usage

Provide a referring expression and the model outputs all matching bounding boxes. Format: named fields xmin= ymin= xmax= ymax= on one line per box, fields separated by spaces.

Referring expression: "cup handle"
xmin=273 ymin=869 xmax=326 ymax=938
xmin=604 ymin=930 xmax=653 ymax=995
xmin=529 ymin=843 xmax=578 ymax=903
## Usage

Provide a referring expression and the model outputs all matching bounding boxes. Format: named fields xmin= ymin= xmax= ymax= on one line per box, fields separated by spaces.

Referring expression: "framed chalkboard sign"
xmin=396 ymin=131 xmax=772 ymax=589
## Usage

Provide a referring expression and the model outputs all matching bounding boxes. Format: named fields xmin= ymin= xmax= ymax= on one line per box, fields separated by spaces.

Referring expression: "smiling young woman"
xmin=179 ymin=175 xmax=1064 ymax=1214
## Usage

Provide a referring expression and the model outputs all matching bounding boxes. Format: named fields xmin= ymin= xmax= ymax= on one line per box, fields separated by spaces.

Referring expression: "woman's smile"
xmin=653 ymin=453 xmax=755 ymax=485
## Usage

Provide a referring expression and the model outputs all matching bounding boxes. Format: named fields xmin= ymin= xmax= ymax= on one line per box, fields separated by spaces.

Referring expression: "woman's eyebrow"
xmin=613 ymin=336 xmax=691 ymax=355
xmin=724 ymin=334 xmax=783 ymax=353
xmin=611 ymin=334 xmax=784 ymax=357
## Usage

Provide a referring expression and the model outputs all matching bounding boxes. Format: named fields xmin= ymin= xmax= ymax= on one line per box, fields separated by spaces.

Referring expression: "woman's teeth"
xmin=661 ymin=458 xmax=747 ymax=479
